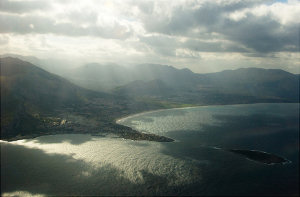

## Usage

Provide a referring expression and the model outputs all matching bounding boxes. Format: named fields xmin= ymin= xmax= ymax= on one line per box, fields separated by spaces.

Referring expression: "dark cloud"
xmin=0 ymin=0 xmax=51 ymax=13
xmin=135 ymin=1 xmax=154 ymax=15
xmin=139 ymin=35 xmax=177 ymax=56
xmin=0 ymin=0 xmax=298 ymax=56
xmin=140 ymin=0 xmax=265 ymax=35
xmin=0 ymin=14 xmax=132 ymax=39
xmin=139 ymin=34 xmax=249 ymax=57
xmin=140 ymin=35 xmax=177 ymax=48
xmin=138 ymin=0 xmax=298 ymax=53
xmin=219 ymin=14 xmax=299 ymax=53
xmin=183 ymin=39 xmax=249 ymax=53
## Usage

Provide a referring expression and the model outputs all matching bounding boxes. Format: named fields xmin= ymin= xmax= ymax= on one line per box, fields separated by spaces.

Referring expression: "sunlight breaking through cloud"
xmin=0 ymin=0 xmax=299 ymax=73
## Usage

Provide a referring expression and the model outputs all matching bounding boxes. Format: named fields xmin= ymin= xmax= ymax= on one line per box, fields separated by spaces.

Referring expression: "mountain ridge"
xmin=1 ymin=56 xmax=299 ymax=141
xmin=0 ymin=57 xmax=176 ymax=141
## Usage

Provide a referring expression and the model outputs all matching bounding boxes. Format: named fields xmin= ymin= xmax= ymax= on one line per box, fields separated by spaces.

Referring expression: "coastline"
xmin=115 ymin=102 xmax=297 ymax=124
xmin=228 ymin=149 xmax=292 ymax=165
xmin=115 ymin=102 xmax=299 ymax=145
xmin=1 ymin=123 xmax=175 ymax=143
xmin=116 ymin=106 xmax=198 ymax=124
xmin=3 ymin=103 xmax=297 ymax=143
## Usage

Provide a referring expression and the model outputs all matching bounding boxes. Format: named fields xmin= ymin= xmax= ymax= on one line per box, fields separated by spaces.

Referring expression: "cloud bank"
xmin=0 ymin=0 xmax=299 ymax=73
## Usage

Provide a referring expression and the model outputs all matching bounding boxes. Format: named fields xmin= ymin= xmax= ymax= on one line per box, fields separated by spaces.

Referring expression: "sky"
xmin=0 ymin=0 xmax=299 ymax=73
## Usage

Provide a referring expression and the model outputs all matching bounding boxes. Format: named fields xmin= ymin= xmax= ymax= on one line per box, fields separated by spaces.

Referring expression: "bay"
xmin=1 ymin=103 xmax=299 ymax=196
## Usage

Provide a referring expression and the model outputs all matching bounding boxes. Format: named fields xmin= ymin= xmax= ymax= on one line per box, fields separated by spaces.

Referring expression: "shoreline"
xmin=1 ymin=125 xmax=175 ymax=143
xmin=0 ymin=132 xmax=175 ymax=143
xmin=228 ymin=149 xmax=292 ymax=165
xmin=116 ymin=102 xmax=298 ymax=124
xmin=2 ymin=103 xmax=297 ymax=143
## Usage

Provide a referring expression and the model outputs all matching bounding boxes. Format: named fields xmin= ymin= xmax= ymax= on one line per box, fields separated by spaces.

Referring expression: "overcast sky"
xmin=0 ymin=0 xmax=299 ymax=73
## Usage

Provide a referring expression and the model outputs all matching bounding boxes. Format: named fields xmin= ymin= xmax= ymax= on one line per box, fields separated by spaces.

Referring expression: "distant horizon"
xmin=1 ymin=0 xmax=299 ymax=74
xmin=1 ymin=53 xmax=299 ymax=75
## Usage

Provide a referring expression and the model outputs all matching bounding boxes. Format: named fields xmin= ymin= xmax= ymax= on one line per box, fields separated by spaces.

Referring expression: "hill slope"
xmin=1 ymin=57 xmax=106 ymax=138
xmin=67 ymin=62 xmax=299 ymax=103
xmin=1 ymin=57 xmax=298 ymax=140
xmin=0 ymin=57 xmax=173 ymax=141
xmin=114 ymin=67 xmax=299 ymax=104
xmin=199 ymin=68 xmax=299 ymax=100
xmin=68 ymin=63 xmax=198 ymax=92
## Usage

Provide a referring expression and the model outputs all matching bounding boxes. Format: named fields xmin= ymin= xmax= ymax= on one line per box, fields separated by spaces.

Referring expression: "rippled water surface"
xmin=1 ymin=103 xmax=299 ymax=196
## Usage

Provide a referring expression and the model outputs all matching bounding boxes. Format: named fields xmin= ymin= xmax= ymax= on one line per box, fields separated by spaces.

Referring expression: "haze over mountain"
xmin=0 ymin=53 xmax=78 ymax=76
xmin=64 ymin=60 xmax=300 ymax=104
xmin=1 ymin=57 xmax=107 ymax=138
xmin=0 ymin=57 xmax=181 ymax=141
xmin=1 ymin=0 xmax=299 ymax=74
xmin=2 ymin=54 xmax=299 ymax=103
xmin=1 ymin=56 xmax=299 ymax=140
xmin=68 ymin=63 xmax=198 ymax=92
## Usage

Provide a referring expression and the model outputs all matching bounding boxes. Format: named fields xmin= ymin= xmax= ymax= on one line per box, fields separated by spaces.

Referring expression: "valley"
xmin=1 ymin=56 xmax=299 ymax=142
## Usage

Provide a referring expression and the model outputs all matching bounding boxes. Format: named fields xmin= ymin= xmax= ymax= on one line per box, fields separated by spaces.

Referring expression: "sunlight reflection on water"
xmin=2 ymin=191 xmax=46 ymax=197
xmin=3 ymin=134 xmax=202 ymax=186
xmin=1 ymin=103 xmax=298 ymax=196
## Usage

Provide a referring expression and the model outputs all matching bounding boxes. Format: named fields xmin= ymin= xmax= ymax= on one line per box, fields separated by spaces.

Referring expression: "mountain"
xmin=114 ymin=79 xmax=175 ymax=98
xmin=199 ymin=68 xmax=299 ymax=99
xmin=2 ymin=55 xmax=299 ymax=103
xmin=67 ymin=63 xmax=198 ymax=92
xmin=1 ymin=57 xmax=102 ymax=138
xmin=68 ymin=62 xmax=299 ymax=103
xmin=0 ymin=57 xmax=175 ymax=141
xmin=68 ymin=63 xmax=132 ymax=91
xmin=1 ymin=56 xmax=298 ymax=141
xmin=114 ymin=67 xmax=299 ymax=104
xmin=1 ymin=57 xmax=97 ymax=107
xmin=0 ymin=53 xmax=75 ymax=76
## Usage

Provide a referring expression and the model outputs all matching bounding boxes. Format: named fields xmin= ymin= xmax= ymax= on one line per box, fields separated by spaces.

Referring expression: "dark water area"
xmin=1 ymin=103 xmax=299 ymax=196
xmin=120 ymin=103 xmax=299 ymax=196
xmin=228 ymin=149 xmax=290 ymax=165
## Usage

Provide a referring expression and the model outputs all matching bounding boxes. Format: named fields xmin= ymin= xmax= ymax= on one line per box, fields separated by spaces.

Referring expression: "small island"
xmin=228 ymin=149 xmax=291 ymax=165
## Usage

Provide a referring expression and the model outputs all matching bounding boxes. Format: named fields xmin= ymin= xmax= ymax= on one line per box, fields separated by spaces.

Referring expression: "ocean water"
xmin=1 ymin=103 xmax=299 ymax=196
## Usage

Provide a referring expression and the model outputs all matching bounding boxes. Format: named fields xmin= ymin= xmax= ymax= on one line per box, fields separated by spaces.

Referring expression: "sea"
xmin=1 ymin=103 xmax=299 ymax=196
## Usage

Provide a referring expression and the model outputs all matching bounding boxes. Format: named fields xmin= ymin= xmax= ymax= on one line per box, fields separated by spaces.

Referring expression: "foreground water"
xmin=1 ymin=103 xmax=299 ymax=196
